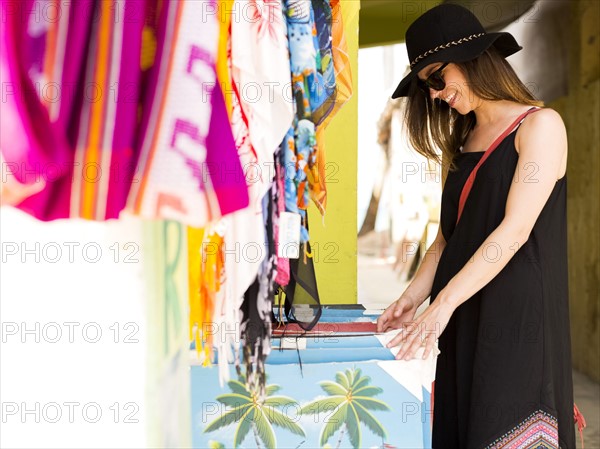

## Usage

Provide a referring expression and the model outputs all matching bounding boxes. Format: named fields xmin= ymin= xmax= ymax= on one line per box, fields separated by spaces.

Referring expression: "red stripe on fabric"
xmin=272 ymin=322 xmax=377 ymax=335
xmin=456 ymin=107 xmax=541 ymax=225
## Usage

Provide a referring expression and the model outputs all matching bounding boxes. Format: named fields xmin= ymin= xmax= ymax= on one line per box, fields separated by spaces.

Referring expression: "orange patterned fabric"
xmin=320 ymin=0 xmax=353 ymax=129
xmin=188 ymin=227 xmax=225 ymax=365
xmin=313 ymin=0 xmax=353 ymax=213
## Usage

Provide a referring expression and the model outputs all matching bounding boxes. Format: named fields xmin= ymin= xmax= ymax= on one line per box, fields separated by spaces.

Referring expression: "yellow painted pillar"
xmin=308 ymin=1 xmax=360 ymax=305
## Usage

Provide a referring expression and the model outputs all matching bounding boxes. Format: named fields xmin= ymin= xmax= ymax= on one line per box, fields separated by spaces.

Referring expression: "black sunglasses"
xmin=417 ymin=63 xmax=449 ymax=93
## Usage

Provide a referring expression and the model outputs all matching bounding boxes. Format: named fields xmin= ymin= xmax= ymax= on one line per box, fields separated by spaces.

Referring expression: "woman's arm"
xmin=376 ymin=224 xmax=446 ymax=332
xmin=393 ymin=108 xmax=568 ymax=359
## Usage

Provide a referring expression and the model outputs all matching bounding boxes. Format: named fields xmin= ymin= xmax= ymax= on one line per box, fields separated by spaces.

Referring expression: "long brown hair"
xmin=403 ymin=47 xmax=543 ymax=172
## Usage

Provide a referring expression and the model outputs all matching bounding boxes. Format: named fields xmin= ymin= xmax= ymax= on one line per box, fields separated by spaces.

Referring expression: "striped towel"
xmin=126 ymin=0 xmax=248 ymax=225
xmin=2 ymin=0 xmax=249 ymax=224
xmin=1 ymin=0 xmax=91 ymax=220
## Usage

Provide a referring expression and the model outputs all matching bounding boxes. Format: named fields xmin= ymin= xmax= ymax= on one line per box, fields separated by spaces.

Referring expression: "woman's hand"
xmin=376 ymin=295 xmax=420 ymax=333
xmin=386 ymin=293 xmax=456 ymax=361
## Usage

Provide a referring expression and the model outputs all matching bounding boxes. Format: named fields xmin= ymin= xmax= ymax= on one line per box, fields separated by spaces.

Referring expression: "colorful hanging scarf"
xmin=231 ymin=0 xmax=294 ymax=165
xmin=275 ymin=0 xmax=357 ymax=345
xmin=212 ymin=4 xmax=269 ymax=386
xmin=310 ymin=0 xmax=337 ymax=126
xmin=281 ymin=0 xmax=322 ymax=235
xmin=277 ymin=0 xmax=354 ymax=222
xmin=322 ymin=0 xmax=353 ymax=128
xmin=1 ymin=0 xmax=90 ymax=220
xmin=2 ymin=0 xmax=250 ymax=224
xmin=313 ymin=0 xmax=354 ymax=212
xmin=188 ymin=226 xmax=225 ymax=366
xmin=127 ymin=0 xmax=249 ymax=226
xmin=70 ymin=0 xmax=146 ymax=220
xmin=238 ymin=181 xmax=279 ymax=398
xmin=213 ymin=0 xmax=297 ymax=384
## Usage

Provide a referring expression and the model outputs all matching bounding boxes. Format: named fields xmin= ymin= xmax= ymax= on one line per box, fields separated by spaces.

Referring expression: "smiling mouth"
xmin=444 ymin=93 xmax=457 ymax=107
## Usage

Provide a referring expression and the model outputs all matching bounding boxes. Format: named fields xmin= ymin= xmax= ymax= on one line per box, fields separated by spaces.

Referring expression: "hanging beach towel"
xmin=1 ymin=0 xmax=91 ymax=220
xmin=126 ymin=0 xmax=248 ymax=226
xmin=69 ymin=0 xmax=148 ymax=220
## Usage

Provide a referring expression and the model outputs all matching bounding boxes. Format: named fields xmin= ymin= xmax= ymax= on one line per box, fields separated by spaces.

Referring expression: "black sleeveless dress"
xmin=430 ymin=123 xmax=576 ymax=448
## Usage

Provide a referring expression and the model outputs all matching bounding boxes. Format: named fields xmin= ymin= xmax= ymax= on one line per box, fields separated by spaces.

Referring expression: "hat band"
xmin=409 ymin=32 xmax=486 ymax=68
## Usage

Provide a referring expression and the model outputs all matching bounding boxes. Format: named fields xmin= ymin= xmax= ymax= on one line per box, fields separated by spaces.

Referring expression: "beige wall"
xmin=524 ymin=0 xmax=600 ymax=381
xmin=559 ymin=0 xmax=600 ymax=382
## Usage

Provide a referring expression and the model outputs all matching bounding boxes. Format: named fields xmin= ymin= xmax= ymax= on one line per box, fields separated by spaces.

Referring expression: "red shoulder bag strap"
xmin=455 ymin=107 xmax=541 ymax=225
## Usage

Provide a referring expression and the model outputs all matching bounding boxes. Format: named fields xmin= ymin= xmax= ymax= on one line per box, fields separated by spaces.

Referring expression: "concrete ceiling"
xmin=359 ymin=0 xmax=538 ymax=48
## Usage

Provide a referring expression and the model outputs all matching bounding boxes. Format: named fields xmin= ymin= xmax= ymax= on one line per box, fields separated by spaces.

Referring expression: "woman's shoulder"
xmin=516 ymin=106 xmax=568 ymax=156
xmin=521 ymin=107 xmax=565 ymax=133
xmin=516 ymin=107 xmax=565 ymax=141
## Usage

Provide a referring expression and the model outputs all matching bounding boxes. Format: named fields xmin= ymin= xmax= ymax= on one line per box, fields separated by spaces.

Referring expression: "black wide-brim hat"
xmin=391 ymin=3 xmax=522 ymax=98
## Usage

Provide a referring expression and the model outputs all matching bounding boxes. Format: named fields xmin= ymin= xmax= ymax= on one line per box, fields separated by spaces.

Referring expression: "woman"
xmin=376 ymin=4 xmax=577 ymax=448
